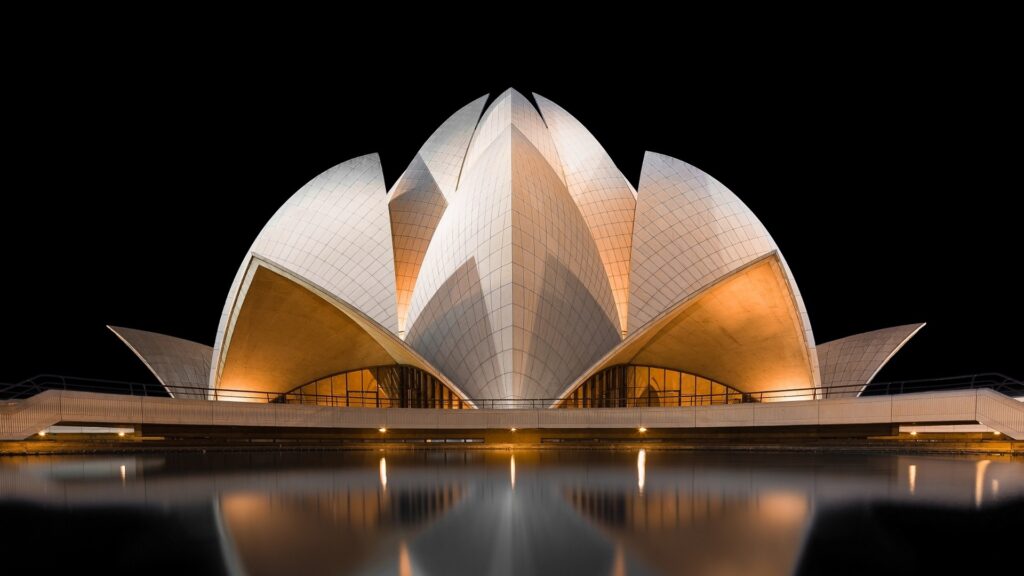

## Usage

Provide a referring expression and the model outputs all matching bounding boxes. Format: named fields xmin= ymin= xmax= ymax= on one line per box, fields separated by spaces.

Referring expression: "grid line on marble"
xmin=389 ymin=96 xmax=486 ymax=334
xmin=462 ymin=89 xmax=565 ymax=190
xmin=210 ymin=154 xmax=396 ymax=388
xmin=629 ymin=152 xmax=819 ymax=387
xmin=535 ymin=93 xmax=636 ymax=334
xmin=629 ymin=152 xmax=775 ymax=332
xmin=406 ymin=104 xmax=619 ymax=400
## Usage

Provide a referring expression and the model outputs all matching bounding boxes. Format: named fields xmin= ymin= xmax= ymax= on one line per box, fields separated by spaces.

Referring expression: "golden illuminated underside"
xmin=389 ymin=170 xmax=448 ymax=336
xmin=218 ymin=262 xmax=463 ymax=399
xmin=564 ymin=254 xmax=815 ymax=399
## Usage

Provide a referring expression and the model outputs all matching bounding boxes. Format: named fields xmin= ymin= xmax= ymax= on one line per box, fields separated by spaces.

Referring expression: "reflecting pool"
xmin=1 ymin=450 xmax=1021 ymax=575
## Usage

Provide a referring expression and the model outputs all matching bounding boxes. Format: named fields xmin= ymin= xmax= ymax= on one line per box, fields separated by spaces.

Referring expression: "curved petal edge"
xmin=108 ymin=326 xmax=212 ymax=399
xmin=557 ymin=253 xmax=818 ymax=405
xmin=818 ymin=323 xmax=926 ymax=398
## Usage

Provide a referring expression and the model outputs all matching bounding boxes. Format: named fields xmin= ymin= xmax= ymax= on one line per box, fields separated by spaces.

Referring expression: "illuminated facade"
xmin=112 ymin=89 xmax=923 ymax=408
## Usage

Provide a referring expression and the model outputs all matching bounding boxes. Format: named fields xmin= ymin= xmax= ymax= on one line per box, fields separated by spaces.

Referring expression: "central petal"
xmin=405 ymin=90 xmax=621 ymax=401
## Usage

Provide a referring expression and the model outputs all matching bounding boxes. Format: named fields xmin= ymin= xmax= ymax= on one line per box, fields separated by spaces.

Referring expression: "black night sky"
xmin=5 ymin=51 xmax=1020 ymax=386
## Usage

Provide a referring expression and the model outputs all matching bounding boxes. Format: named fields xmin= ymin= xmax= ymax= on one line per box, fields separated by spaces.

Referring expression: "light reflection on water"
xmin=1 ymin=451 xmax=1022 ymax=576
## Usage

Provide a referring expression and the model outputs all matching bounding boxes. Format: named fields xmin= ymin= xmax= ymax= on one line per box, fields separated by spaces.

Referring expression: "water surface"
xmin=1 ymin=450 xmax=1021 ymax=575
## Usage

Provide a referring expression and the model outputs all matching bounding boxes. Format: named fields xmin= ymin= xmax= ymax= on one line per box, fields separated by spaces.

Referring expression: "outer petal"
xmin=216 ymin=258 xmax=467 ymax=401
xmin=406 ymin=90 xmax=620 ymax=401
xmin=108 ymin=326 xmax=211 ymax=399
xmin=629 ymin=152 xmax=818 ymax=385
xmin=818 ymin=323 xmax=926 ymax=397
xmin=559 ymin=254 xmax=818 ymax=404
xmin=211 ymin=154 xmax=396 ymax=389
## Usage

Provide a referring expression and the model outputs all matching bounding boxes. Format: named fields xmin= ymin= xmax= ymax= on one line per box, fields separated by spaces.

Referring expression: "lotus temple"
xmin=107 ymin=89 xmax=926 ymax=410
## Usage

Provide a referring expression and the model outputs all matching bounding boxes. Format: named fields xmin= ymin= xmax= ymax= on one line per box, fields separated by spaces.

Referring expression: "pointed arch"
xmin=215 ymin=257 xmax=468 ymax=403
xmin=559 ymin=254 xmax=817 ymax=405
xmin=211 ymin=153 xmax=397 ymax=389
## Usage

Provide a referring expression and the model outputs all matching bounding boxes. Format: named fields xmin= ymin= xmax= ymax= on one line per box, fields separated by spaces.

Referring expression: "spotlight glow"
xmin=637 ymin=449 xmax=646 ymax=493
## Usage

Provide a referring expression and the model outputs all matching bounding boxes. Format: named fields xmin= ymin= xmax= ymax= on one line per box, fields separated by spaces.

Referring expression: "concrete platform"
xmin=2 ymin=388 xmax=1022 ymax=444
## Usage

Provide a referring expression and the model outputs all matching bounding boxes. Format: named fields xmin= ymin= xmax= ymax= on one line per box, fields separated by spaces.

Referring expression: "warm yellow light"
xmin=399 ymin=540 xmax=412 ymax=576
xmin=994 ymin=431 xmax=1001 ymax=436
xmin=909 ymin=431 xmax=917 ymax=436
xmin=637 ymin=449 xmax=646 ymax=493
xmin=38 ymin=431 xmax=46 ymax=437
xmin=118 ymin=432 xmax=126 ymax=437
xmin=510 ymin=454 xmax=516 ymax=489
xmin=638 ymin=427 xmax=647 ymax=433
xmin=379 ymin=427 xmax=387 ymax=433
xmin=510 ymin=427 xmax=517 ymax=432
xmin=758 ymin=490 xmax=809 ymax=525
xmin=379 ymin=457 xmax=387 ymax=491
xmin=975 ymin=459 xmax=991 ymax=508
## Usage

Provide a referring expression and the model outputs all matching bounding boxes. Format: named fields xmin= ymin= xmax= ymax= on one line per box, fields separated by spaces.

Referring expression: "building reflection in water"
xmin=219 ymin=478 xmax=463 ymax=576
xmin=3 ymin=452 xmax=1024 ymax=576
xmin=566 ymin=481 xmax=811 ymax=575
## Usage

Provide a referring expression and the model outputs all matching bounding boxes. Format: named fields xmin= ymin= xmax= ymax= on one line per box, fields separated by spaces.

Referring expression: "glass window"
xmin=284 ymin=366 xmax=469 ymax=410
xmin=696 ymin=377 xmax=711 ymax=405
xmin=348 ymin=370 xmax=363 ymax=406
xmin=362 ymin=369 xmax=377 ymax=391
xmin=317 ymin=378 xmax=331 ymax=404
xmin=650 ymin=368 xmax=665 ymax=393
xmin=728 ymin=388 xmax=743 ymax=404
xmin=711 ymin=382 xmax=726 ymax=405
xmin=681 ymin=373 xmax=696 ymax=406
xmin=302 ymin=382 xmax=317 ymax=405
xmin=634 ymin=367 xmax=649 ymax=406
xmin=332 ymin=374 xmax=346 ymax=404
xmin=666 ymin=370 xmax=681 ymax=406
